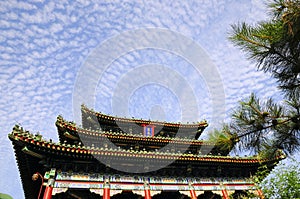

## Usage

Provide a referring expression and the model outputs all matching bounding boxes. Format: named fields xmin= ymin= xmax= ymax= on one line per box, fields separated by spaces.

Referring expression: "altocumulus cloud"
xmin=0 ymin=1 xmax=282 ymax=198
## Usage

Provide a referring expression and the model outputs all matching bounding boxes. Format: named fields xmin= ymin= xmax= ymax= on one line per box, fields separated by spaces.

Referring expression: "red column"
xmin=43 ymin=179 xmax=54 ymax=199
xmin=43 ymin=186 xmax=53 ymax=199
xmin=103 ymin=179 xmax=110 ymax=199
xmin=221 ymin=189 xmax=230 ymax=199
xmin=256 ymin=189 xmax=265 ymax=199
xmin=144 ymin=182 xmax=152 ymax=199
xmin=189 ymin=183 xmax=197 ymax=199
xmin=144 ymin=188 xmax=151 ymax=199
xmin=103 ymin=187 xmax=110 ymax=199
xmin=189 ymin=189 xmax=197 ymax=199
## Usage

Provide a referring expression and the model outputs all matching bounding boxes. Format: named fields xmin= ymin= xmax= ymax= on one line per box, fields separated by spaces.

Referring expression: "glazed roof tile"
xmin=9 ymin=125 xmax=286 ymax=164
xmin=81 ymin=104 xmax=208 ymax=128
xmin=57 ymin=116 xmax=213 ymax=146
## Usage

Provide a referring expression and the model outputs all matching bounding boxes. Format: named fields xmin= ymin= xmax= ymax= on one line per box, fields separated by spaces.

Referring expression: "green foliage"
xmin=228 ymin=93 xmax=299 ymax=155
xmin=224 ymin=2 xmax=300 ymax=197
xmin=208 ymin=125 xmax=238 ymax=153
xmin=252 ymin=164 xmax=272 ymax=184
xmin=227 ymin=0 xmax=300 ymax=156
xmin=259 ymin=158 xmax=300 ymax=199
xmin=228 ymin=190 xmax=258 ymax=199
xmin=229 ymin=0 xmax=300 ymax=98
xmin=0 ymin=193 xmax=13 ymax=199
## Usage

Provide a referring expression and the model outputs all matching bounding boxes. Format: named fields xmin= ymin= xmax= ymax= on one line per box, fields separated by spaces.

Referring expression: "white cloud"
xmin=0 ymin=0 xmax=289 ymax=198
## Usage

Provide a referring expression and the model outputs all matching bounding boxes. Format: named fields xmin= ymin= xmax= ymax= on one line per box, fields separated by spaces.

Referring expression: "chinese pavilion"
xmin=9 ymin=105 xmax=285 ymax=199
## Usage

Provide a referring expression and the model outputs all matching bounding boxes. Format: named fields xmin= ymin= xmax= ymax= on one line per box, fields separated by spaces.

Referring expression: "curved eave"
xmin=81 ymin=104 xmax=208 ymax=129
xmin=56 ymin=117 xmax=215 ymax=147
xmin=8 ymin=129 xmax=285 ymax=166
xmin=8 ymin=133 xmax=45 ymax=199
xmin=56 ymin=117 xmax=79 ymax=145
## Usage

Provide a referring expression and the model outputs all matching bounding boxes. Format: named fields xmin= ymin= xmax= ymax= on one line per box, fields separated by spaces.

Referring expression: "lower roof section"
xmin=8 ymin=124 xmax=284 ymax=199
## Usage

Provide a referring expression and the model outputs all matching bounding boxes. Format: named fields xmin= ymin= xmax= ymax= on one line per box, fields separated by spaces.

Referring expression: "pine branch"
xmin=236 ymin=117 xmax=292 ymax=139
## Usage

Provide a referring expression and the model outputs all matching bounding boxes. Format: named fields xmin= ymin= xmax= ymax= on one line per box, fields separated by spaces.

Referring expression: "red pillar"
xmin=103 ymin=187 xmax=110 ymax=199
xmin=189 ymin=189 xmax=197 ymax=199
xmin=43 ymin=186 xmax=53 ymax=199
xmin=256 ymin=189 xmax=265 ymax=199
xmin=103 ymin=179 xmax=110 ymax=199
xmin=188 ymin=182 xmax=197 ymax=199
xmin=221 ymin=189 xmax=230 ymax=199
xmin=144 ymin=188 xmax=151 ymax=199
xmin=144 ymin=182 xmax=151 ymax=199
xmin=43 ymin=178 xmax=55 ymax=199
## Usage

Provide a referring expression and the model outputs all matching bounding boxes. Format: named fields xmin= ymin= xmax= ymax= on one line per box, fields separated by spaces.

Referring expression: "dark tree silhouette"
xmin=211 ymin=0 xmax=300 ymax=157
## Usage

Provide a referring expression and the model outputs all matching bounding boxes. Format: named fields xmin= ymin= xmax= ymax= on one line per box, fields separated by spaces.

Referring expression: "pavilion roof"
xmin=9 ymin=124 xmax=285 ymax=165
xmin=56 ymin=115 xmax=214 ymax=146
xmin=81 ymin=104 xmax=208 ymax=129
xmin=8 ymin=124 xmax=286 ymax=199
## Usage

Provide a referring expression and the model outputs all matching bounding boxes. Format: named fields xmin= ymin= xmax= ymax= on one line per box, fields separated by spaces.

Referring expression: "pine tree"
xmin=230 ymin=0 xmax=300 ymax=98
xmin=211 ymin=0 xmax=300 ymax=157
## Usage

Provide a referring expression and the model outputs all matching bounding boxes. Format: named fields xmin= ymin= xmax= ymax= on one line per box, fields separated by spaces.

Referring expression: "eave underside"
xmin=10 ymin=142 xmax=46 ymax=199
xmin=10 ymin=137 xmax=268 ymax=181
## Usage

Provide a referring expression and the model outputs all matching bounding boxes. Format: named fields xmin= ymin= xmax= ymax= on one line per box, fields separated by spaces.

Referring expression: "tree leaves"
xmin=225 ymin=0 xmax=300 ymax=156
xmin=260 ymin=158 xmax=300 ymax=199
xmin=208 ymin=125 xmax=238 ymax=154
xmin=229 ymin=0 xmax=300 ymax=98
xmin=228 ymin=93 xmax=299 ymax=155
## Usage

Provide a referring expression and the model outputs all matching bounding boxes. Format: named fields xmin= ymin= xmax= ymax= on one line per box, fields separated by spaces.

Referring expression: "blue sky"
xmin=0 ymin=0 xmax=286 ymax=198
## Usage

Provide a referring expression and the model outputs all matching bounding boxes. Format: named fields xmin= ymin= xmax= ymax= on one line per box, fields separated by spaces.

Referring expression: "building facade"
xmin=9 ymin=105 xmax=284 ymax=199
